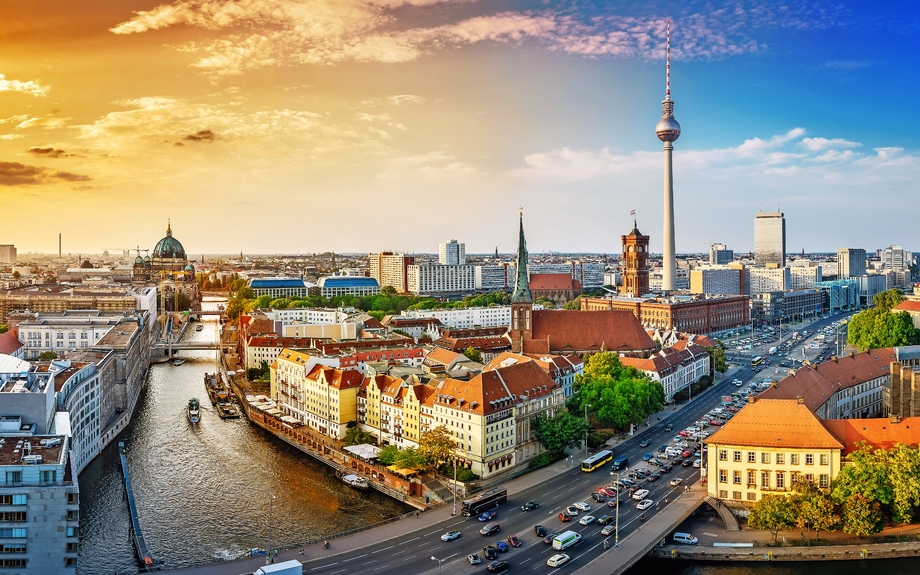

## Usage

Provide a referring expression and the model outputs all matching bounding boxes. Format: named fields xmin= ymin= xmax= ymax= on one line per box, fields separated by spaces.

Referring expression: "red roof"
xmin=526 ymin=310 xmax=656 ymax=354
xmin=823 ymin=416 xmax=920 ymax=456
xmin=893 ymin=301 xmax=920 ymax=313
xmin=0 ymin=327 xmax=22 ymax=356
xmin=529 ymin=273 xmax=580 ymax=290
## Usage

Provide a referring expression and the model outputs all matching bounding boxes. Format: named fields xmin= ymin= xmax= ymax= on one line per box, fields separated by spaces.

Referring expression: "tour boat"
xmin=195 ymin=324 xmax=204 ymax=332
xmin=338 ymin=473 xmax=370 ymax=490
xmin=187 ymin=398 xmax=201 ymax=424
xmin=173 ymin=358 xmax=186 ymax=366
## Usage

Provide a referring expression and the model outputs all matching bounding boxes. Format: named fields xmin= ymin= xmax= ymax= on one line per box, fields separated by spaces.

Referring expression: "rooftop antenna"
xmin=666 ymin=19 xmax=671 ymax=101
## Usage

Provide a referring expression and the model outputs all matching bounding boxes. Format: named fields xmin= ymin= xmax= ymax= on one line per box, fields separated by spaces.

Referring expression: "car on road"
xmin=631 ymin=489 xmax=649 ymax=500
xmin=658 ymin=444 xmax=668 ymax=453
xmin=639 ymin=439 xmax=651 ymax=447
xmin=468 ymin=554 xmax=482 ymax=565
xmin=664 ymin=424 xmax=674 ymax=432
xmin=547 ymin=554 xmax=571 ymax=568
xmin=487 ymin=560 xmax=510 ymax=573
xmin=566 ymin=505 xmax=581 ymax=515
xmin=693 ymin=459 xmax=702 ymax=468
xmin=637 ymin=499 xmax=654 ymax=510
xmin=671 ymin=456 xmax=683 ymax=466
xmin=441 ymin=530 xmax=461 ymax=541
xmin=483 ymin=545 xmax=498 ymax=560
xmin=632 ymin=469 xmax=649 ymax=479
xmin=543 ymin=532 xmax=558 ymax=544
xmin=646 ymin=473 xmax=661 ymax=482
xmin=574 ymin=501 xmax=592 ymax=511
xmin=479 ymin=510 xmax=497 ymax=522
xmin=480 ymin=522 xmax=501 ymax=536
xmin=648 ymin=458 xmax=663 ymax=467
xmin=642 ymin=452 xmax=654 ymax=461
xmin=591 ymin=493 xmax=605 ymax=503
xmin=606 ymin=499 xmax=619 ymax=508
xmin=660 ymin=465 xmax=673 ymax=474
xmin=495 ymin=541 xmax=509 ymax=553
xmin=558 ymin=511 xmax=571 ymax=522
xmin=579 ymin=515 xmax=596 ymax=525
xmin=507 ymin=534 xmax=522 ymax=548
xmin=601 ymin=524 xmax=616 ymax=536
xmin=598 ymin=487 xmax=617 ymax=497
xmin=598 ymin=515 xmax=613 ymax=525
xmin=521 ymin=501 xmax=540 ymax=511
xmin=535 ymin=525 xmax=547 ymax=537
xmin=669 ymin=478 xmax=684 ymax=487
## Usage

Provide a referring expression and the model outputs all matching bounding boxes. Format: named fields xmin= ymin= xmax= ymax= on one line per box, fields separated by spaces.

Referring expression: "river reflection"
xmin=77 ymin=300 xmax=410 ymax=574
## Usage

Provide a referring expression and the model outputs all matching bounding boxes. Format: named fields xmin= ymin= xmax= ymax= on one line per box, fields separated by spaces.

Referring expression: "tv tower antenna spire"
xmin=666 ymin=19 xmax=671 ymax=100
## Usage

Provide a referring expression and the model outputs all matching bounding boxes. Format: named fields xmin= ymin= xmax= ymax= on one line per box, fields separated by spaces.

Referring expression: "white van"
xmin=673 ymin=532 xmax=698 ymax=545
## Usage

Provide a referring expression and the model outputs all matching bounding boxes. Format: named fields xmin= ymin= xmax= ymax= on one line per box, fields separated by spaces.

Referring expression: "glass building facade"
xmin=754 ymin=212 xmax=786 ymax=267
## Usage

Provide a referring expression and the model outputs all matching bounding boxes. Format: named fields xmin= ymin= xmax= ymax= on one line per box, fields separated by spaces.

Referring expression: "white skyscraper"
xmin=438 ymin=239 xmax=465 ymax=266
xmin=655 ymin=20 xmax=681 ymax=292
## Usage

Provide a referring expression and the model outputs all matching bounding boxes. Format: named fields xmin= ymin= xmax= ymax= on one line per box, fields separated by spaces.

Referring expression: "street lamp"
xmin=609 ymin=471 xmax=620 ymax=548
xmin=431 ymin=555 xmax=445 ymax=575
xmin=584 ymin=403 xmax=591 ymax=454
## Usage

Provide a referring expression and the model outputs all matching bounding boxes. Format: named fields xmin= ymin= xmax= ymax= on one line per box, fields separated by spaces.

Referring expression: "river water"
xmin=77 ymin=299 xmax=410 ymax=574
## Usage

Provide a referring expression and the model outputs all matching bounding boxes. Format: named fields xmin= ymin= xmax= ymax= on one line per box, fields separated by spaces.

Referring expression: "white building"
xmin=400 ymin=304 xmax=544 ymax=329
xmin=0 ymin=245 xmax=17 ymax=264
xmin=316 ymin=276 xmax=380 ymax=298
xmin=749 ymin=266 xmax=790 ymax=294
xmin=689 ymin=266 xmax=745 ymax=296
xmin=709 ymin=243 xmax=733 ymax=265
xmin=476 ymin=264 xmax=516 ymax=291
xmin=14 ymin=311 xmax=123 ymax=359
xmin=882 ymin=245 xmax=911 ymax=271
xmin=789 ymin=264 xmax=822 ymax=290
xmin=406 ymin=264 xmax=476 ymax=296
xmin=368 ymin=252 xmax=414 ymax=293
xmin=439 ymin=240 xmax=466 ymax=266
xmin=754 ymin=211 xmax=786 ymax=267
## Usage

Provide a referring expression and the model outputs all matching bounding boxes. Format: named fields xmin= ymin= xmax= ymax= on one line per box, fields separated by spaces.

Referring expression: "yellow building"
xmin=272 ymin=349 xmax=362 ymax=439
xmin=705 ymin=397 xmax=843 ymax=503
xmin=359 ymin=366 xmax=432 ymax=447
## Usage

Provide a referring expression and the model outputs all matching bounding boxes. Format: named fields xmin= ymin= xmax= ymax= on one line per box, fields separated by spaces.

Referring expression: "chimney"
xmin=796 ymin=395 xmax=805 ymax=405
xmin=891 ymin=414 xmax=902 ymax=424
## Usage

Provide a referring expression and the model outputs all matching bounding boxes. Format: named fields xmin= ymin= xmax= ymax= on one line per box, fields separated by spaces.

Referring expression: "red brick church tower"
xmin=619 ymin=219 xmax=650 ymax=297
xmin=510 ymin=211 xmax=532 ymax=353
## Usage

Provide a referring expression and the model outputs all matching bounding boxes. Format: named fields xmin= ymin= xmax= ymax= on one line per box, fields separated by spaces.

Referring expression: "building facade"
xmin=789 ymin=264 xmax=822 ymax=290
xmin=709 ymin=243 xmax=733 ymax=265
xmin=368 ymin=252 xmax=415 ymax=293
xmin=837 ymin=248 xmax=866 ymax=279
xmin=439 ymin=240 xmax=466 ymax=266
xmin=248 ymin=278 xmax=317 ymax=299
xmin=815 ymin=280 xmax=860 ymax=312
xmin=689 ymin=266 xmax=747 ymax=296
xmin=754 ymin=211 xmax=786 ymax=267
xmin=316 ymin=276 xmax=380 ymax=298
xmin=750 ymin=290 xmax=823 ymax=326
xmin=12 ymin=311 xmax=123 ymax=360
xmin=749 ymin=266 xmax=790 ymax=294
xmin=406 ymin=264 xmax=476 ymax=296
xmin=0 ymin=245 xmax=16 ymax=265
xmin=581 ymin=294 xmax=750 ymax=334
xmin=619 ymin=225 xmax=650 ymax=297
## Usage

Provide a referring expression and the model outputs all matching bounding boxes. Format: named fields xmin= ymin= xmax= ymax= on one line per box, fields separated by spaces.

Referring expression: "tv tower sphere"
xmin=656 ymin=114 xmax=681 ymax=142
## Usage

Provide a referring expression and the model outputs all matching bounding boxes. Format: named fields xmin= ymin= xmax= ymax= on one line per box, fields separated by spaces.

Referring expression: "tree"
xmin=841 ymin=493 xmax=885 ymax=538
xmin=531 ymin=410 xmax=590 ymax=454
xmin=380 ymin=285 xmax=398 ymax=296
xmin=343 ymin=426 xmax=377 ymax=447
xmin=874 ymin=288 xmax=904 ymax=312
xmin=706 ymin=341 xmax=728 ymax=375
xmin=885 ymin=443 xmax=920 ymax=524
xmin=0 ymin=324 xmax=7 ymax=334
xmin=462 ymin=347 xmax=483 ymax=363
xmin=831 ymin=442 xmax=893 ymax=506
xmin=791 ymin=480 xmax=840 ymax=538
xmin=748 ymin=494 xmax=796 ymax=542
xmin=562 ymin=296 xmax=582 ymax=310
xmin=38 ymin=351 xmax=58 ymax=360
xmin=393 ymin=446 xmax=426 ymax=470
xmin=570 ymin=352 xmax=664 ymax=429
xmin=378 ymin=445 xmax=399 ymax=466
xmin=418 ymin=425 xmax=455 ymax=472
xmin=11 ymin=270 xmax=20 ymax=279
xmin=848 ymin=289 xmax=918 ymax=351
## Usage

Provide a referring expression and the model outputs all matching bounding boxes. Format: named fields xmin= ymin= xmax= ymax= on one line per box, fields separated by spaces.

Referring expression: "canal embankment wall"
xmin=654 ymin=540 xmax=920 ymax=562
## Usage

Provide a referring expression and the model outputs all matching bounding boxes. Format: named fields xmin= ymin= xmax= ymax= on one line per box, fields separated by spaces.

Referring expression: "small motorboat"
xmin=187 ymin=398 xmax=201 ymax=424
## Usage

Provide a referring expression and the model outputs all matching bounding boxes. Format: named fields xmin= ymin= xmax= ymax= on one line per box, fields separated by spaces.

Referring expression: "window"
xmin=776 ymin=453 xmax=784 ymax=464
xmin=820 ymin=454 xmax=828 ymax=466
xmin=40 ymin=470 xmax=56 ymax=484
xmin=65 ymin=558 xmax=76 ymax=567
xmin=761 ymin=452 xmax=771 ymax=464
xmin=0 ymin=496 xmax=25 ymax=506
xmin=66 ymin=510 xmax=78 ymax=521
xmin=805 ymin=454 xmax=814 ymax=465
xmin=761 ymin=471 xmax=770 ymax=488
xmin=791 ymin=454 xmax=799 ymax=465
xmin=732 ymin=491 xmax=741 ymax=500
xmin=719 ymin=449 xmax=727 ymax=461
xmin=747 ymin=492 xmax=757 ymax=501
xmin=0 ymin=559 xmax=26 ymax=567
xmin=819 ymin=474 xmax=829 ymax=488
xmin=0 ymin=513 xmax=25 ymax=522
xmin=718 ymin=489 xmax=728 ymax=498
xmin=747 ymin=452 xmax=756 ymax=463
xmin=776 ymin=472 xmax=785 ymax=489
xmin=805 ymin=473 xmax=814 ymax=483
xmin=733 ymin=451 xmax=741 ymax=462
xmin=66 ymin=527 xmax=76 ymax=537
xmin=747 ymin=470 xmax=755 ymax=486
xmin=0 ymin=529 xmax=26 ymax=538
xmin=0 ymin=544 xmax=25 ymax=553
xmin=719 ymin=470 xmax=727 ymax=483
xmin=66 ymin=542 xmax=77 ymax=553
xmin=733 ymin=470 xmax=741 ymax=484
xmin=4 ymin=472 xmax=21 ymax=486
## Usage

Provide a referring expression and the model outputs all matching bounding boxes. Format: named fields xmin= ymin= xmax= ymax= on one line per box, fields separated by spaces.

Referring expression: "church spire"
xmin=511 ymin=209 xmax=532 ymax=304
xmin=167 ymin=219 xmax=172 ymax=236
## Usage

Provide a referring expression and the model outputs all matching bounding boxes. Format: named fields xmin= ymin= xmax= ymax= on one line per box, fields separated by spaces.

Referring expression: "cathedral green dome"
xmin=152 ymin=222 xmax=187 ymax=260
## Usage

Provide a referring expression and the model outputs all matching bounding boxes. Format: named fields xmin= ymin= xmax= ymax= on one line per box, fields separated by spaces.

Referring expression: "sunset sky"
xmin=1 ymin=1 xmax=916 ymax=257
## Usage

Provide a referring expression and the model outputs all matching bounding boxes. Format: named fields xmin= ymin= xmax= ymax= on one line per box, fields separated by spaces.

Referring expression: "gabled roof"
xmin=0 ymin=328 xmax=22 ymax=356
xmin=757 ymin=348 xmax=895 ymax=412
xmin=527 ymin=310 xmax=656 ymax=354
xmin=704 ymin=398 xmax=843 ymax=449
xmin=305 ymin=364 xmax=363 ymax=389
xmin=529 ymin=273 xmax=580 ymax=290
xmin=893 ymin=300 xmax=920 ymax=313
xmin=823 ymin=416 xmax=920 ymax=456
xmin=424 ymin=359 xmax=557 ymax=416
xmin=424 ymin=347 xmax=464 ymax=368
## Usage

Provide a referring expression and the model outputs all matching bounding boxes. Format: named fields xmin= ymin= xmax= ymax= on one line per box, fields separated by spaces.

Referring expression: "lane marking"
xmin=372 ymin=565 xmax=390 ymax=571
xmin=398 ymin=537 xmax=419 ymax=545
xmin=372 ymin=545 xmax=394 ymax=554
xmin=342 ymin=554 xmax=367 ymax=562
xmin=401 ymin=555 xmax=417 ymax=562
xmin=361 ymin=560 xmax=377 ymax=565
xmin=310 ymin=564 xmax=338 ymax=571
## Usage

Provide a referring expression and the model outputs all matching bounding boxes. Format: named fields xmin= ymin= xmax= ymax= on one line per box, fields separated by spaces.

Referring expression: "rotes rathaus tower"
xmin=655 ymin=19 xmax=681 ymax=292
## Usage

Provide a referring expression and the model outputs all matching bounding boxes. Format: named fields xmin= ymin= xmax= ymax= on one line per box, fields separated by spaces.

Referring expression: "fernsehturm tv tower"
xmin=656 ymin=19 xmax=680 ymax=292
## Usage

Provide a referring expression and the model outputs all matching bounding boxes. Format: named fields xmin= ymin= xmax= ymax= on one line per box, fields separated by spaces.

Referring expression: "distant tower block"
xmin=655 ymin=19 xmax=681 ymax=292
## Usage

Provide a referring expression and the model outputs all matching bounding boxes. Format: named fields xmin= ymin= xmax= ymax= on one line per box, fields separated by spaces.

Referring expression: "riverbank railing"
xmin=118 ymin=441 xmax=163 ymax=571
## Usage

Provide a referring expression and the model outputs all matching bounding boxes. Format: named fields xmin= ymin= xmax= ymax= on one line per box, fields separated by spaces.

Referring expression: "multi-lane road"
xmin=301 ymin=312 xmax=854 ymax=575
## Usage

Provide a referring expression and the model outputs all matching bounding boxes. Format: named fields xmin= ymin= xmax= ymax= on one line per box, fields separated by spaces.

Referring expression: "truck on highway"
xmin=254 ymin=560 xmax=303 ymax=575
xmin=768 ymin=347 xmax=777 ymax=355
xmin=552 ymin=530 xmax=582 ymax=551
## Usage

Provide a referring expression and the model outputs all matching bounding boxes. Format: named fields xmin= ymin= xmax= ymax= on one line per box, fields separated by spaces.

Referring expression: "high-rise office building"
xmin=709 ymin=243 xmax=733 ymax=265
xmin=0 ymin=245 xmax=15 ymax=264
xmin=656 ymin=20 xmax=681 ymax=292
xmin=836 ymin=248 xmax=866 ymax=279
xmin=882 ymin=245 xmax=910 ymax=271
xmin=438 ymin=239 xmax=465 ymax=266
xmin=754 ymin=211 xmax=786 ymax=267
xmin=368 ymin=252 xmax=415 ymax=293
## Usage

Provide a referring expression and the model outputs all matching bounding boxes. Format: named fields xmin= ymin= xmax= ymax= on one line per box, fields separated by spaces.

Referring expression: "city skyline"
xmin=1 ymin=1 xmax=916 ymax=255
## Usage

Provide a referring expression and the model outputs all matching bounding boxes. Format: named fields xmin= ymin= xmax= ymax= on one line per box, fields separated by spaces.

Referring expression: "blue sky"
xmin=0 ymin=0 xmax=916 ymax=255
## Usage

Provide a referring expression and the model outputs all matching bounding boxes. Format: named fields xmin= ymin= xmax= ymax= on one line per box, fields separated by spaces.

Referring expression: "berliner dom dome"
xmin=152 ymin=221 xmax=187 ymax=260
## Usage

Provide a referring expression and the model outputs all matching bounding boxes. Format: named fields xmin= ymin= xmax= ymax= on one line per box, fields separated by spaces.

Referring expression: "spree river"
xmin=77 ymin=299 xmax=410 ymax=574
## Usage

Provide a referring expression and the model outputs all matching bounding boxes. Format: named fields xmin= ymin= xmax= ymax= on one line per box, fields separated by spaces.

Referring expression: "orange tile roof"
xmin=704 ymin=399 xmax=844 ymax=449
xmin=529 ymin=310 xmax=656 ymax=354
xmin=529 ymin=273 xmax=578 ymax=290
xmin=424 ymin=346 xmax=463 ymax=367
xmin=423 ymin=359 xmax=558 ymax=416
xmin=893 ymin=301 xmax=920 ymax=313
xmin=0 ymin=327 xmax=22 ymax=356
xmin=757 ymin=348 xmax=895 ymax=412
xmin=823 ymin=417 xmax=920 ymax=456
xmin=305 ymin=364 xmax=363 ymax=390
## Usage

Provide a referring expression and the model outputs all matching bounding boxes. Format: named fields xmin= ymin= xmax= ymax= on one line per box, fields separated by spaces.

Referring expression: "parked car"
xmin=566 ymin=505 xmax=581 ymax=515
xmin=573 ymin=501 xmax=592 ymax=511
xmin=642 ymin=452 xmax=654 ymax=461
xmin=660 ymin=465 xmax=673 ymax=474
xmin=598 ymin=487 xmax=617 ymax=497
xmin=658 ymin=444 xmax=668 ymax=453
xmin=495 ymin=541 xmax=509 ymax=553
xmin=591 ymin=493 xmax=605 ymax=503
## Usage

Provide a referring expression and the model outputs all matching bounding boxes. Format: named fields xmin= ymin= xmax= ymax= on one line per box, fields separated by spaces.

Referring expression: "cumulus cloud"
xmin=0 ymin=161 xmax=90 ymax=186
xmin=0 ymin=74 xmax=49 ymax=97
xmin=800 ymin=137 xmax=861 ymax=151
xmin=15 ymin=114 xmax=70 ymax=130
xmin=109 ymin=0 xmax=844 ymax=77
xmin=28 ymin=147 xmax=72 ymax=158
xmin=184 ymin=129 xmax=217 ymax=141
